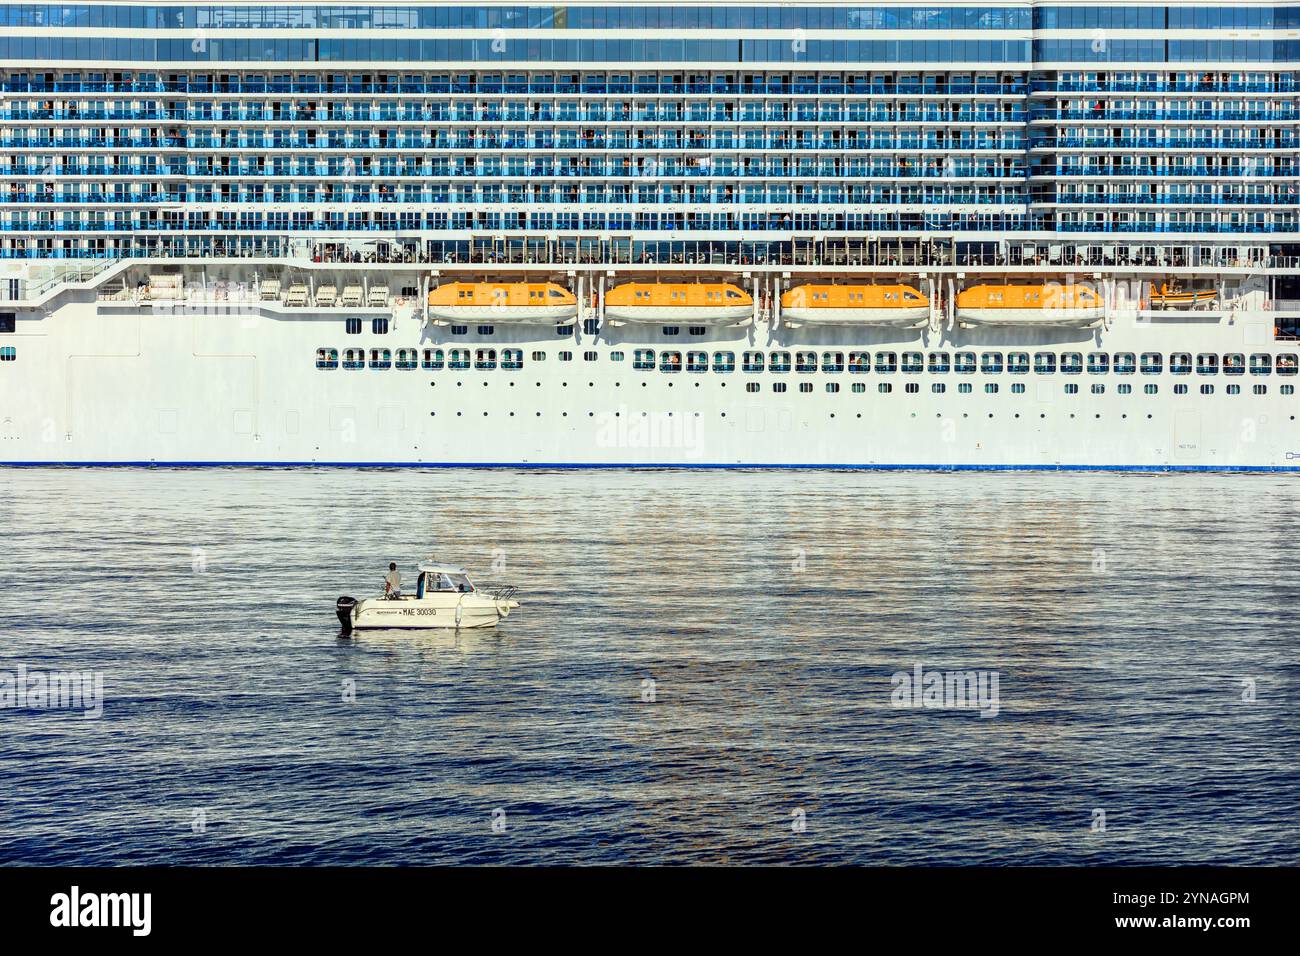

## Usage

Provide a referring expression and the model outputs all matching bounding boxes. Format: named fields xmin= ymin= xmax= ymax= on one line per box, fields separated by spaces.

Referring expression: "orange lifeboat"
xmin=603 ymin=282 xmax=753 ymax=326
xmin=427 ymin=281 xmax=577 ymax=324
xmin=956 ymin=283 xmax=1103 ymax=327
xmin=780 ymin=283 xmax=929 ymax=328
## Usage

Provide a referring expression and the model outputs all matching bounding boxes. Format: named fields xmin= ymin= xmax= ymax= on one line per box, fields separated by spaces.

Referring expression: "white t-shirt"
xmin=385 ymin=569 xmax=401 ymax=592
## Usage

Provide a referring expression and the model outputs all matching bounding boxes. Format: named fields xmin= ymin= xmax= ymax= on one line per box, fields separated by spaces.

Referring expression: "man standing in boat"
xmin=384 ymin=562 xmax=402 ymax=599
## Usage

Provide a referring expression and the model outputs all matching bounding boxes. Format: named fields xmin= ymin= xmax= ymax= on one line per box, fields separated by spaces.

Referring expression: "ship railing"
xmin=5 ymin=256 xmax=123 ymax=301
xmin=479 ymin=583 xmax=519 ymax=603
xmin=9 ymin=249 xmax=1300 ymax=274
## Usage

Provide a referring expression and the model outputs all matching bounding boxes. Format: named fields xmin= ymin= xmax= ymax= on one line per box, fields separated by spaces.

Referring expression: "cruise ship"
xmin=1 ymin=1 xmax=1299 ymax=469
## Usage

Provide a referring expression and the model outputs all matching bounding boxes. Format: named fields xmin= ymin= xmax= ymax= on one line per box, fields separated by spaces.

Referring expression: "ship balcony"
xmin=55 ymin=107 xmax=1032 ymax=125
xmin=1052 ymin=222 xmax=1296 ymax=234
xmin=1032 ymin=134 xmax=1297 ymax=149
xmin=0 ymin=136 xmax=1033 ymax=152
xmin=1035 ymin=196 xmax=1300 ymax=207
xmin=1029 ymin=107 xmax=1299 ymax=122
xmin=1030 ymin=165 xmax=1298 ymax=179
xmin=4 ymin=239 xmax=1298 ymax=277
xmin=1031 ymin=78 xmax=1299 ymax=95
xmin=0 ymin=79 xmax=1033 ymax=97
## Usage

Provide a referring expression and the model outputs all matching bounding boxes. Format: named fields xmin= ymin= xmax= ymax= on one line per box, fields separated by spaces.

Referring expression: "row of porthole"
xmin=317 ymin=348 xmax=1300 ymax=376
xmin=432 ymin=380 xmax=733 ymax=386
xmin=753 ymin=382 xmax=1292 ymax=395
xmin=428 ymin=410 xmax=1300 ymax=422
xmin=426 ymin=379 xmax=1295 ymax=396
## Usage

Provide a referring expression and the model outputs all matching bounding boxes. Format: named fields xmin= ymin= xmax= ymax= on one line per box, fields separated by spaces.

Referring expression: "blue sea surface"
xmin=1 ymin=468 xmax=1297 ymax=865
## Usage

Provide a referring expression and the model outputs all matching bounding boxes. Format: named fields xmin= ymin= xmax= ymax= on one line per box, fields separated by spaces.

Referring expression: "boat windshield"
xmin=429 ymin=572 xmax=474 ymax=593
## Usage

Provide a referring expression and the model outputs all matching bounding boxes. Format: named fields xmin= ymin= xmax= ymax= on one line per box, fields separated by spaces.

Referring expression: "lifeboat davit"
xmin=1150 ymin=282 xmax=1216 ymax=309
xmin=956 ymin=283 xmax=1104 ymax=328
xmin=603 ymin=282 xmax=753 ymax=327
xmin=426 ymin=281 xmax=578 ymax=325
xmin=781 ymin=283 xmax=930 ymax=328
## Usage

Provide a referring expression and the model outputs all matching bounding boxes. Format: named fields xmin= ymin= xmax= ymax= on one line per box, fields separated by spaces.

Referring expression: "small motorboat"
xmin=335 ymin=562 xmax=519 ymax=632
xmin=1150 ymin=282 xmax=1217 ymax=309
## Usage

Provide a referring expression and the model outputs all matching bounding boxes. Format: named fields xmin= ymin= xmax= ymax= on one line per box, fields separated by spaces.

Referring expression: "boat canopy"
xmin=418 ymin=563 xmax=470 ymax=576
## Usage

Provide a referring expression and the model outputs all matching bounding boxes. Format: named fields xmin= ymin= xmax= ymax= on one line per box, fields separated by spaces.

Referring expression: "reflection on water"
xmin=1 ymin=468 xmax=1297 ymax=864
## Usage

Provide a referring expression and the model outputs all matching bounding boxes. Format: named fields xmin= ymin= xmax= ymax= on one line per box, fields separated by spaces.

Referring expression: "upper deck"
xmin=0 ymin=2 xmax=1297 ymax=285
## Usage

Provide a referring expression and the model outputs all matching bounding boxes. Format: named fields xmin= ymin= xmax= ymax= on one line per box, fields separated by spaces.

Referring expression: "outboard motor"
xmin=336 ymin=596 xmax=358 ymax=633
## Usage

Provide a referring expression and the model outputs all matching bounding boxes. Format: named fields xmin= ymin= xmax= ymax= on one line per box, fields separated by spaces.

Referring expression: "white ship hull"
xmin=3 ymin=284 xmax=1298 ymax=471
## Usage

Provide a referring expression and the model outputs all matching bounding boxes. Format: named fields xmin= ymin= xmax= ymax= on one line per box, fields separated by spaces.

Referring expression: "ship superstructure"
xmin=1 ymin=1 xmax=1298 ymax=467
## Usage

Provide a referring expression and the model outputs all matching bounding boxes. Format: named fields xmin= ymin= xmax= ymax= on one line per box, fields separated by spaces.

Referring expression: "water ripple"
xmin=0 ymin=468 xmax=1297 ymax=865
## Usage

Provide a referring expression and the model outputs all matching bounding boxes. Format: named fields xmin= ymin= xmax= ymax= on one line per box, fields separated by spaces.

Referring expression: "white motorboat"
xmin=335 ymin=563 xmax=519 ymax=632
